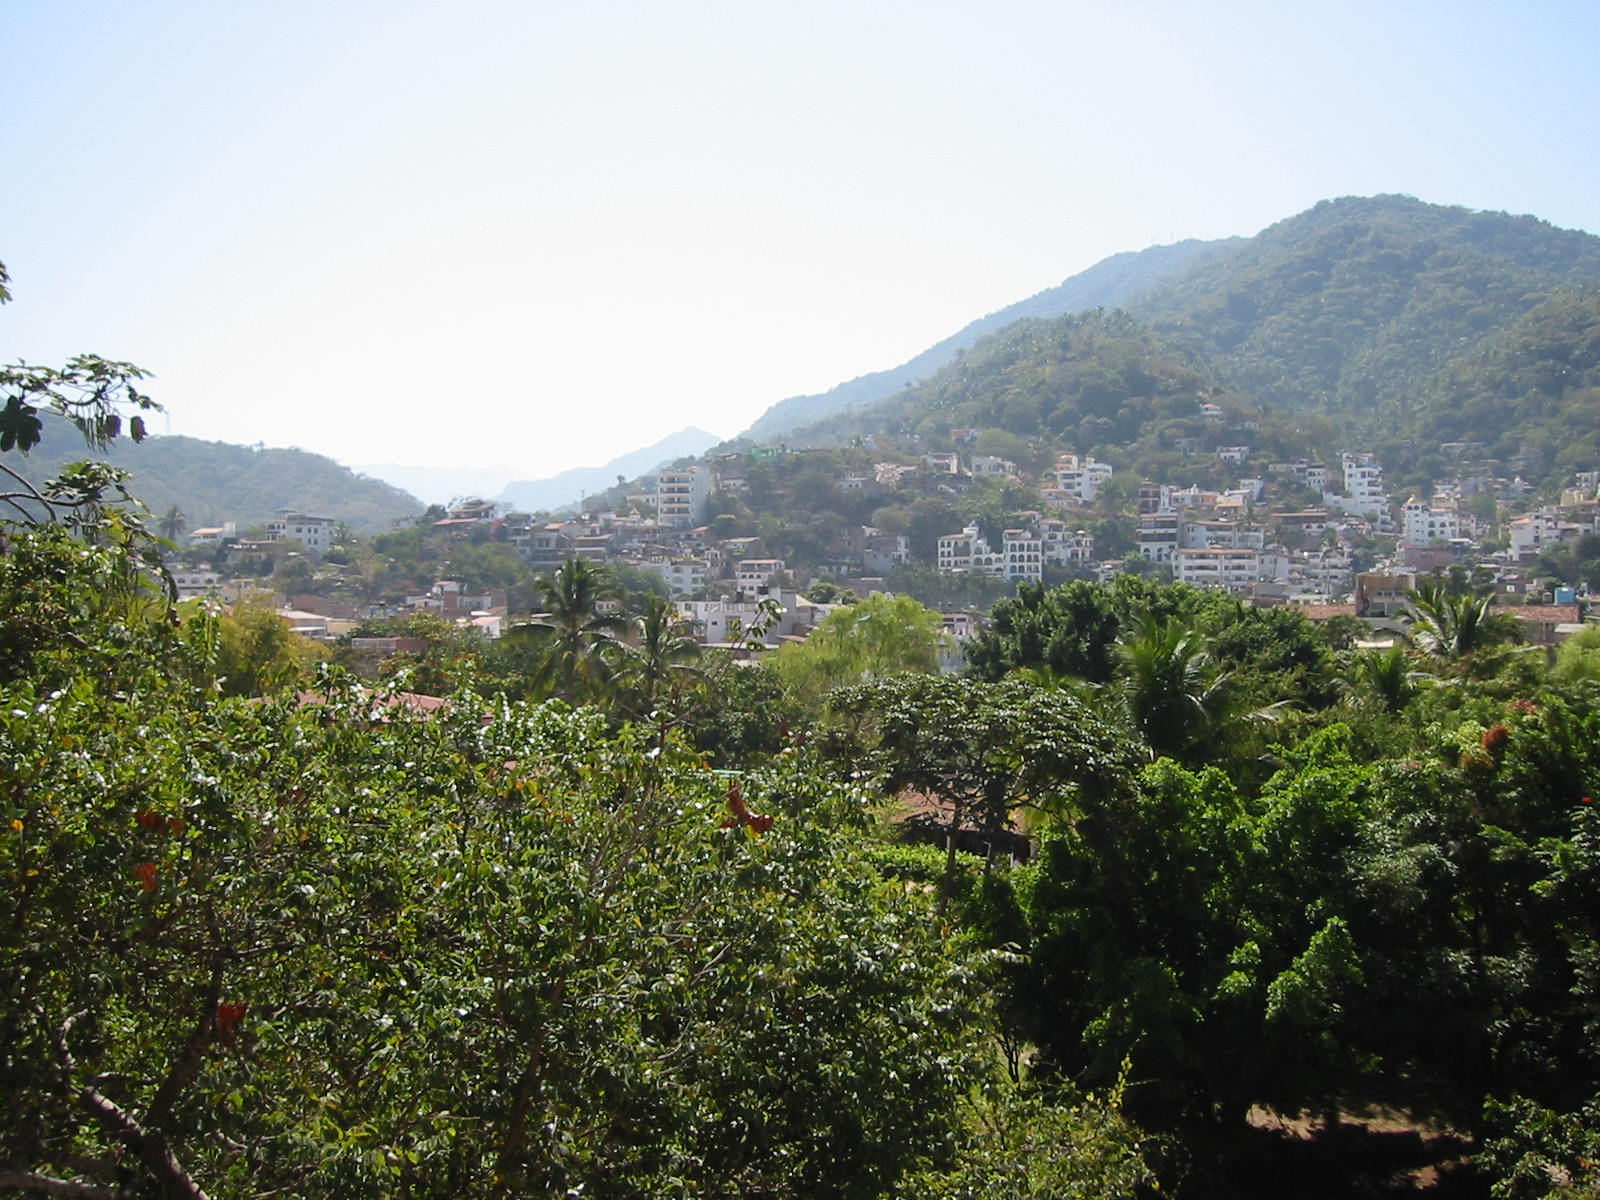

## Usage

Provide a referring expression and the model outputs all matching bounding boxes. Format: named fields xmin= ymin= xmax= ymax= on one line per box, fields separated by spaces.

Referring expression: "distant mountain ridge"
xmin=12 ymin=424 xmax=425 ymax=533
xmin=739 ymin=237 xmax=1241 ymax=441
xmin=494 ymin=426 xmax=721 ymax=513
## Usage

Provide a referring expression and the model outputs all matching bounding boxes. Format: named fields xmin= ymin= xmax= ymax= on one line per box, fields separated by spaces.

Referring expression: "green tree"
xmin=1116 ymin=613 xmax=1233 ymax=762
xmin=179 ymin=595 xmax=325 ymax=698
xmin=824 ymin=674 xmax=1138 ymax=904
xmin=606 ymin=591 xmax=704 ymax=723
xmin=774 ymin=592 xmax=946 ymax=706
xmin=158 ymin=503 xmax=188 ymax=543
xmin=0 ymin=662 xmax=998 ymax=1198
xmin=965 ymin=580 xmax=1120 ymax=685
xmin=1405 ymin=581 xmax=1523 ymax=662
xmin=511 ymin=558 xmax=629 ymax=703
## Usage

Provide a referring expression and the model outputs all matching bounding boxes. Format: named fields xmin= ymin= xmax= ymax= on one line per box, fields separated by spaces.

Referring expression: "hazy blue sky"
xmin=5 ymin=1 xmax=1598 ymax=482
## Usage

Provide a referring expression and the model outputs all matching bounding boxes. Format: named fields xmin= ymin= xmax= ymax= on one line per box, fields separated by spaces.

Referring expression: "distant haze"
xmin=6 ymin=4 xmax=1599 ymax=479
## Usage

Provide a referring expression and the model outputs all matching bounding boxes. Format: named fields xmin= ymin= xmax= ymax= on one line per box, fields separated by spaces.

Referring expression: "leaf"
xmin=0 ymin=396 xmax=43 ymax=453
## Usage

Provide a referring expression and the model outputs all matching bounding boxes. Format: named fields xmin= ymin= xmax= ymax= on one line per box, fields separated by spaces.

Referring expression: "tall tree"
xmin=158 ymin=504 xmax=188 ymax=543
xmin=608 ymin=591 xmax=704 ymax=722
xmin=512 ymin=557 xmax=628 ymax=703
xmin=1116 ymin=613 xmax=1233 ymax=763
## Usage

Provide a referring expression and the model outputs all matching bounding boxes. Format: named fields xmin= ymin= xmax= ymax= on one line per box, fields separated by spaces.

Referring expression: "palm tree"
xmin=1404 ymin=582 xmax=1522 ymax=661
xmin=609 ymin=592 xmax=704 ymax=721
xmin=510 ymin=558 xmax=628 ymax=703
xmin=1345 ymin=644 xmax=1428 ymax=712
xmin=158 ymin=504 xmax=187 ymax=543
xmin=1116 ymin=613 xmax=1232 ymax=762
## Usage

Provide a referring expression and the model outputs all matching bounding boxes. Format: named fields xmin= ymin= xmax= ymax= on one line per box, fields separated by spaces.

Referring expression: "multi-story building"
xmin=641 ymin=558 xmax=711 ymax=597
xmin=1136 ymin=513 xmax=1180 ymax=562
xmin=1001 ymin=529 xmax=1043 ymax=583
xmin=656 ymin=466 xmax=713 ymax=530
xmin=1330 ymin=453 xmax=1389 ymax=519
xmin=265 ymin=511 xmax=337 ymax=556
xmin=1508 ymin=508 xmax=1593 ymax=562
xmin=970 ymin=455 xmax=1017 ymax=479
xmin=1054 ymin=454 xmax=1115 ymax=504
xmin=735 ymin=558 xmax=787 ymax=594
xmin=1354 ymin=571 xmax=1417 ymax=618
xmin=1038 ymin=519 xmax=1094 ymax=567
xmin=1401 ymin=496 xmax=1462 ymax=546
xmin=676 ymin=589 xmax=818 ymax=647
xmin=1174 ymin=547 xmax=1278 ymax=592
xmin=1179 ymin=520 xmax=1265 ymax=550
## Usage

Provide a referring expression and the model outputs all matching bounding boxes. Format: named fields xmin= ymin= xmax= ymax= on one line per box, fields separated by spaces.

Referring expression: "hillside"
xmin=1131 ymin=194 xmax=1600 ymax=424
xmin=12 ymin=424 xmax=424 ymax=532
xmin=762 ymin=196 xmax=1600 ymax=494
xmin=739 ymin=237 xmax=1239 ymax=441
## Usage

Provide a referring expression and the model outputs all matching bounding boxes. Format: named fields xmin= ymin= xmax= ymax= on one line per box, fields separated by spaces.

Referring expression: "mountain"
xmin=1128 ymin=194 xmax=1600 ymax=422
xmin=738 ymin=237 xmax=1241 ymax=442
xmin=759 ymin=196 xmax=1600 ymax=495
xmin=494 ymin=426 xmax=722 ymax=513
xmin=346 ymin=462 xmax=529 ymax=507
xmin=10 ymin=424 xmax=424 ymax=533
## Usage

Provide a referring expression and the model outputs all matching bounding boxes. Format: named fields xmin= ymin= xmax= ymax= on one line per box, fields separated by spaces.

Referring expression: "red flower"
xmin=216 ymin=1001 xmax=248 ymax=1046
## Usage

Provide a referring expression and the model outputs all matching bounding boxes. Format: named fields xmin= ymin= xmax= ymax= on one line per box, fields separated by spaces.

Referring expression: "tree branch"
xmin=46 ymin=1010 xmax=217 ymax=1200
xmin=0 ymin=1167 xmax=115 ymax=1199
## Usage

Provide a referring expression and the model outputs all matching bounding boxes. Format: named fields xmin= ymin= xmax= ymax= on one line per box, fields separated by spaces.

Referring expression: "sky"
xmin=5 ymin=0 xmax=1599 ymax=489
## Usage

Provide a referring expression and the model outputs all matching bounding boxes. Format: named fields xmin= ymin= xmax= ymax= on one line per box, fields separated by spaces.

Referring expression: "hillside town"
xmin=169 ymin=437 xmax=1599 ymax=660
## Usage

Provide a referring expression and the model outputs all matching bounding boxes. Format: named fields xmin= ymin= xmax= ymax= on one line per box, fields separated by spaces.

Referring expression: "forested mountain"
xmin=740 ymin=236 xmax=1239 ymax=441
xmin=11 ymin=423 xmax=424 ymax=532
xmin=1132 ymin=194 xmax=1600 ymax=425
xmin=765 ymin=196 xmax=1600 ymax=495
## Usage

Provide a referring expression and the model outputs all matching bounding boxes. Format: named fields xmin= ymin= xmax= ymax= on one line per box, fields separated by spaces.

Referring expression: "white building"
xmin=656 ymin=466 xmax=713 ymax=530
xmin=1136 ymin=513 xmax=1180 ymax=561
xmin=171 ymin=570 xmax=224 ymax=600
xmin=970 ymin=454 xmax=1017 ymax=478
xmin=1328 ymin=453 xmax=1389 ymax=519
xmin=1179 ymin=520 xmax=1265 ymax=550
xmin=1400 ymin=497 xmax=1462 ymax=546
xmin=1054 ymin=453 xmax=1115 ymax=504
xmin=676 ymin=589 xmax=817 ymax=647
xmin=1174 ymin=547 xmax=1287 ymax=592
xmin=642 ymin=558 xmax=711 ymax=597
xmin=1508 ymin=508 xmax=1592 ymax=562
xmin=937 ymin=524 xmax=989 ymax=573
xmin=265 ymin=511 xmax=337 ymax=556
xmin=1039 ymin=519 xmax=1095 ymax=566
xmin=735 ymin=558 xmax=787 ymax=594
xmin=1001 ymin=529 xmax=1043 ymax=583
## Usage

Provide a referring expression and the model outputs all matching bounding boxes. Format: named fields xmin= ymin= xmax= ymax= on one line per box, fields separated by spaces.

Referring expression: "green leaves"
xmin=2 ymin=654 xmax=989 ymax=1197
